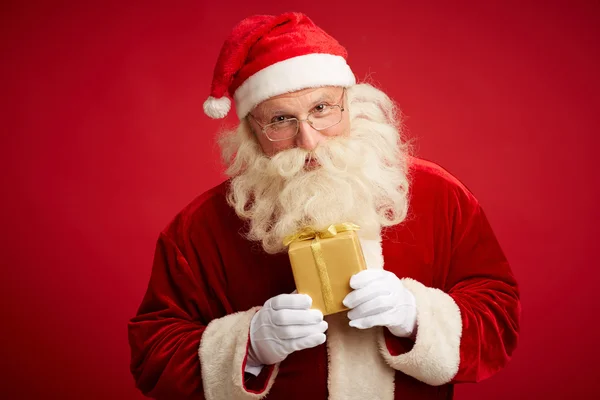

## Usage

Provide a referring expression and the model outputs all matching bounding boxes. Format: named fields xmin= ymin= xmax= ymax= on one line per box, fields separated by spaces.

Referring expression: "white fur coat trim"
xmin=326 ymin=314 xmax=395 ymax=399
xmin=198 ymin=306 xmax=279 ymax=399
xmin=322 ymin=236 xmax=396 ymax=400
xmin=378 ymin=278 xmax=462 ymax=386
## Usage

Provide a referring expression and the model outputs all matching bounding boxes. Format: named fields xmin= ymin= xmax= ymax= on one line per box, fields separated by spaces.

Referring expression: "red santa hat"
xmin=203 ymin=12 xmax=356 ymax=119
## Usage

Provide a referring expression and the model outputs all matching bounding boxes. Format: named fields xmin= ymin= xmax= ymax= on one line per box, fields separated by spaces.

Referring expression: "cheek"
xmin=269 ymin=141 xmax=296 ymax=155
xmin=329 ymin=113 xmax=351 ymax=138
xmin=257 ymin=134 xmax=294 ymax=156
xmin=342 ymin=115 xmax=351 ymax=136
xmin=255 ymin=133 xmax=272 ymax=154
xmin=251 ymin=122 xmax=277 ymax=156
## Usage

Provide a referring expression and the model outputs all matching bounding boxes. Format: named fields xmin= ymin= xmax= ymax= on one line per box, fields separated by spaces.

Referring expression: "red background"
xmin=2 ymin=1 xmax=598 ymax=399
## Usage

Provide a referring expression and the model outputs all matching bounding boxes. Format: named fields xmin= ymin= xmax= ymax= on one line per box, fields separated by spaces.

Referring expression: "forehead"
xmin=254 ymin=86 xmax=342 ymax=114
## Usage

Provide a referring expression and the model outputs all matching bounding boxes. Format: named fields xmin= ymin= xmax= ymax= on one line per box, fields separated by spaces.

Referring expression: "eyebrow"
xmin=259 ymin=92 xmax=338 ymax=118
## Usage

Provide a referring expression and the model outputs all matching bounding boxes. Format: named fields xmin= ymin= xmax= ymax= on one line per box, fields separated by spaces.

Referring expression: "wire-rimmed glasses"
xmin=248 ymin=88 xmax=346 ymax=142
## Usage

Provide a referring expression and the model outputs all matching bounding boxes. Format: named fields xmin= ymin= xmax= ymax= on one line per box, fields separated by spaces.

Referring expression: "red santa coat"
xmin=128 ymin=157 xmax=520 ymax=400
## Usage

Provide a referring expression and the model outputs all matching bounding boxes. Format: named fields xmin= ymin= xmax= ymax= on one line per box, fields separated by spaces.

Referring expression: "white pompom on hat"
xmin=203 ymin=12 xmax=356 ymax=119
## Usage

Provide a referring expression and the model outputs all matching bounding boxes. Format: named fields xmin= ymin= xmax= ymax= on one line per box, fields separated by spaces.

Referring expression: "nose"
xmin=295 ymin=120 xmax=325 ymax=151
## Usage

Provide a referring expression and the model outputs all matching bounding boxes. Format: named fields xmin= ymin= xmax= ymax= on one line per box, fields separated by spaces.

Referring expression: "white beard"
xmin=219 ymin=83 xmax=411 ymax=254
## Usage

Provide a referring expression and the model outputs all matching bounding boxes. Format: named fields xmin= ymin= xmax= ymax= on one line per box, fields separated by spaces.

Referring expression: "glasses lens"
xmin=308 ymin=106 xmax=342 ymax=130
xmin=265 ymin=119 xmax=298 ymax=141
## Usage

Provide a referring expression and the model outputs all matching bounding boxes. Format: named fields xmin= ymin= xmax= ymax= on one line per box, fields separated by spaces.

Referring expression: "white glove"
xmin=247 ymin=294 xmax=328 ymax=370
xmin=342 ymin=269 xmax=417 ymax=337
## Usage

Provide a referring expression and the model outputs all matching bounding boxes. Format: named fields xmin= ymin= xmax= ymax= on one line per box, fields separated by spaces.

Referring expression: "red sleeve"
xmin=127 ymin=232 xmax=272 ymax=399
xmin=446 ymin=196 xmax=521 ymax=383
xmin=380 ymin=176 xmax=520 ymax=386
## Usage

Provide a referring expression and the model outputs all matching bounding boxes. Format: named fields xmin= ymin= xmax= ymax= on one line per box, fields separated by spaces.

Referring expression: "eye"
xmin=314 ymin=103 xmax=328 ymax=113
xmin=270 ymin=115 xmax=292 ymax=123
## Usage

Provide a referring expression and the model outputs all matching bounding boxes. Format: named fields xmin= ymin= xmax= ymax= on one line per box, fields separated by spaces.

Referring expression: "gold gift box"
xmin=287 ymin=229 xmax=367 ymax=315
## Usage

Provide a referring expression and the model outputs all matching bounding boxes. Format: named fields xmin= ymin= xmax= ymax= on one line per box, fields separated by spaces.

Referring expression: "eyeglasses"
xmin=248 ymin=88 xmax=346 ymax=142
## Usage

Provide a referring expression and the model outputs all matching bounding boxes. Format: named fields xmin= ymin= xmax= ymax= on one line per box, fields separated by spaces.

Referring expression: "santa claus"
xmin=128 ymin=12 xmax=520 ymax=400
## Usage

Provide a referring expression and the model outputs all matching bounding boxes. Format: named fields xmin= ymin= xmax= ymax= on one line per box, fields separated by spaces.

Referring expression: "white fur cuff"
xmin=199 ymin=307 xmax=279 ymax=399
xmin=378 ymin=278 xmax=462 ymax=386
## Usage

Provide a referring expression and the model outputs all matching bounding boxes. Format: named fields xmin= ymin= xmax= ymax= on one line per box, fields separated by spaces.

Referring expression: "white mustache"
xmin=268 ymin=138 xmax=359 ymax=179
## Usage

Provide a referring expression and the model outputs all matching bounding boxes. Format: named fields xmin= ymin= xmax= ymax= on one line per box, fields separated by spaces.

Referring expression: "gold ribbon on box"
xmin=283 ymin=223 xmax=360 ymax=314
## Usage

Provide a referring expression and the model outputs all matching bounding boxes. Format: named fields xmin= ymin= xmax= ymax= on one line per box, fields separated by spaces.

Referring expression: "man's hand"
xmin=343 ymin=269 xmax=417 ymax=337
xmin=247 ymin=294 xmax=328 ymax=367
